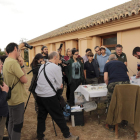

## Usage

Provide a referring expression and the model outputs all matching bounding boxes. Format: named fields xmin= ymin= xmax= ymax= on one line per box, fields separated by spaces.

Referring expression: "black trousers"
xmin=65 ymin=76 xmax=70 ymax=102
xmin=69 ymin=79 xmax=81 ymax=106
xmin=36 ymin=95 xmax=70 ymax=139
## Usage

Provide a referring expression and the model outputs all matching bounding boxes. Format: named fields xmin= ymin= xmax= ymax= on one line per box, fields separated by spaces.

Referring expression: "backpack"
xmin=63 ymin=104 xmax=71 ymax=121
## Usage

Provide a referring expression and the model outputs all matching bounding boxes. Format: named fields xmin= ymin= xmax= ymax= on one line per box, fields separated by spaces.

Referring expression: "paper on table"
xmin=71 ymin=106 xmax=83 ymax=112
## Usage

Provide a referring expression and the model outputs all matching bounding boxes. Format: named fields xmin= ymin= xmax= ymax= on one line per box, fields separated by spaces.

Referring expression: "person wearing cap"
xmin=41 ymin=46 xmax=48 ymax=60
xmin=96 ymin=46 xmax=110 ymax=83
xmin=112 ymin=44 xmax=127 ymax=66
xmin=82 ymin=48 xmax=91 ymax=63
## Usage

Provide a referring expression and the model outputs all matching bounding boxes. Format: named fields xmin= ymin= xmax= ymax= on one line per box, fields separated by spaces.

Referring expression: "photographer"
xmin=65 ymin=49 xmax=84 ymax=106
xmin=64 ymin=48 xmax=71 ymax=102
xmin=41 ymin=46 xmax=48 ymax=61
xmin=35 ymin=52 xmax=79 ymax=140
xmin=3 ymin=42 xmax=28 ymax=140
xmin=29 ymin=53 xmax=44 ymax=113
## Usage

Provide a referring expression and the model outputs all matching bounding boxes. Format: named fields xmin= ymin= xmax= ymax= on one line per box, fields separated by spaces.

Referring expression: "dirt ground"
xmin=5 ymin=67 xmax=139 ymax=140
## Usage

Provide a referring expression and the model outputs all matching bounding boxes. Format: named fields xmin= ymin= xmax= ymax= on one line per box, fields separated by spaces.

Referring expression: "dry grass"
xmin=5 ymin=67 xmax=138 ymax=140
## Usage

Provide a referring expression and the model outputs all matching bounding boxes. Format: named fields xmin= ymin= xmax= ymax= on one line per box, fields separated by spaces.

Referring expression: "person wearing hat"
xmin=41 ymin=46 xmax=48 ymax=60
xmin=97 ymin=46 xmax=110 ymax=83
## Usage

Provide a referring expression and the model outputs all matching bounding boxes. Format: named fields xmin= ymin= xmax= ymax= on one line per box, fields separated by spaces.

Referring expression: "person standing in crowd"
xmin=65 ymin=49 xmax=84 ymax=106
xmin=29 ymin=53 xmax=44 ymax=113
xmin=132 ymin=46 xmax=140 ymax=78
xmin=64 ymin=48 xmax=71 ymax=61
xmin=112 ymin=44 xmax=127 ymax=66
xmin=84 ymin=52 xmax=99 ymax=84
xmin=82 ymin=48 xmax=91 ymax=63
xmin=35 ymin=51 xmax=79 ymax=140
xmin=3 ymin=43 xmax=28 ymax=140
xmin=0 ymin=55 xmax=9 ymax=140
xmin=104 ymin=54 xmax=130 ymax=130
xmin=0 ymin=56 xmax=9 ymax=140
xmin=72 ymin=48 xmax=81 ymax=58
xmin=97 ymin=46 xmax=110 ymax=83
xmin=94 ymin=46 xmax=111 ymax=59
xmin=41 ymin=46 xmax=48 ymax=61
xmin=64 ymin=49 xmax=72 ymax=102
xmin=78 ymin=57 xmax=84 ymax=64
xmin=0 ymin=82 xmax=9 ymax=140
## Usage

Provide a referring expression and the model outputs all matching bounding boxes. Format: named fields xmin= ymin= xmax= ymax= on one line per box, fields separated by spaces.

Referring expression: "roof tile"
xmin=28 ymin=0 xmax=140 ymax=43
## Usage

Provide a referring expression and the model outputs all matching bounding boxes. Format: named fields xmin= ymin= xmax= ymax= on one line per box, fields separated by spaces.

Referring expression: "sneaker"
xmin=65 ymin=134 xmax=79 ymax=140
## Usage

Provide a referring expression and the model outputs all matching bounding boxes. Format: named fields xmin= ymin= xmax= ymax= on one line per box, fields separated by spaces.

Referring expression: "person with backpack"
xmin=3 ymin=42 xmax=28 ymax=140
xmin=29 ymin=53 xmax=44 ymax=113
xmin=35 ymin=51 xmax=79 ymax=140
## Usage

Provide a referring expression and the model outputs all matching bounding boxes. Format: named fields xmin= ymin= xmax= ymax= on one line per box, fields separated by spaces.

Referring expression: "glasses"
xmin=74 ymin=54 xmax=79 ymax=56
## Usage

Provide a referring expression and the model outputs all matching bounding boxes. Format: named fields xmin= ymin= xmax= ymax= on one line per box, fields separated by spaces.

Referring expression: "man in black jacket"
xmin=0 ymin=82 xmax=9 ymax=140
xmin=132 ymin=46 xmax=140 ymax=78
xmin=84 ymin=52 xmax=99 ymax=84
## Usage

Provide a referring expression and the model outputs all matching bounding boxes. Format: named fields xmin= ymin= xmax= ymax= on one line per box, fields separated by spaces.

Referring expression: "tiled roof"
xmin=28 ymin=0 xmax=140 ymax=44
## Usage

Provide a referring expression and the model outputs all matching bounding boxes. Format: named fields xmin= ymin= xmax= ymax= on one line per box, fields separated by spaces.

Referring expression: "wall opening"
xmin=101 ymin=34 xmax=117 ymax=53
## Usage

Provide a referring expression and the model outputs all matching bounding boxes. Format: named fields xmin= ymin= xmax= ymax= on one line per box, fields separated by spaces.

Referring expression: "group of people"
xmin=0 ymin=42 xmax=140 ymax=140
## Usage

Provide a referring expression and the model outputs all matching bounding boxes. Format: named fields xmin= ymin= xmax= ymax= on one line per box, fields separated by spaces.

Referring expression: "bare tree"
xmin=19 ymin=38 xmax=28 ymax=43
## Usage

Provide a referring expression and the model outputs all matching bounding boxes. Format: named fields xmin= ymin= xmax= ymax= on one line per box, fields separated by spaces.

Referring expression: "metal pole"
xmin=52 ymin=118 xmax=57 ymax=136
xmin=24 ymin=92 xmax=32 ymax=113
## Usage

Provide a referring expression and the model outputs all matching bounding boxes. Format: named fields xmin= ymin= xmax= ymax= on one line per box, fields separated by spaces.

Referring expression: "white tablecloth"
xmin=75 ymin=84 xmax=107 ymax=101
xmin=130 ymin=76 xmax=140 ymax=85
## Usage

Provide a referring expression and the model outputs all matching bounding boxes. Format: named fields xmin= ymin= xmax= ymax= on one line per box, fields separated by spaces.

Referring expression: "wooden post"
xmin=115 ymin=124 xmax=118 ymax=139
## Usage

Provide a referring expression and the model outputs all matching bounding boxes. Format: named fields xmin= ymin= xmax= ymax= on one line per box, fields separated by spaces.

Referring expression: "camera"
xmin=58 ymin=44 xmax=63 ymax=50
xmin=23 ymin=42 xmax=33 ymax=50
xmin=61 ymin=58 xmax=70 ymax=66
xmin=75 ymin=67 xmax=79 ymax=74
xmin=90 ymin=71 xmax=94 ymax=75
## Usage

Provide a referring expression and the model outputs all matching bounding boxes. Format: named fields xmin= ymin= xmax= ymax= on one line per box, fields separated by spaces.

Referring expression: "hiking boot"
xmin=65 ymin=134 xmax=79 ymax=140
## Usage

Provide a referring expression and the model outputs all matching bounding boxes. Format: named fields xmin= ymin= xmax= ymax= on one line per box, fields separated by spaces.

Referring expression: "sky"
xmin=0 ymin=0 xmax=130 ymax=51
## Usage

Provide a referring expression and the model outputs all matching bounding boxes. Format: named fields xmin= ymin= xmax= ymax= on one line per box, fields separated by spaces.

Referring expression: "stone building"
xmin=21 ymin=0 xmax=140 ymax=76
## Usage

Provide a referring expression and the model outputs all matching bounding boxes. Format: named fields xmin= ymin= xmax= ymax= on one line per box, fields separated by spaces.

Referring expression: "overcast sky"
xmin=0 ymin=0 xmax=130 ymax=51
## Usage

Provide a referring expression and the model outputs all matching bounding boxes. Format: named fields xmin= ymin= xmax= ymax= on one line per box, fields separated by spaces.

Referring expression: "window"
xmin=101 ymin=34 xmax=117 ymax=52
